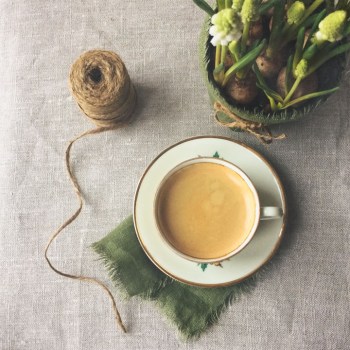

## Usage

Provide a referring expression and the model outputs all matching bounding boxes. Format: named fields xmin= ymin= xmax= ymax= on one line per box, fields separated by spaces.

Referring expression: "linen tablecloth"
xmin=1 ymin=1 xmax=349 ymax=349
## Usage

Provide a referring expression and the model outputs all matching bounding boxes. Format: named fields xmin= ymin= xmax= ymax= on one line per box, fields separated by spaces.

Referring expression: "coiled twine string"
xmin=213 ymin=102 xmax=286 ymax=144
xmin=45 ymin=50 xmax=137 ymax=333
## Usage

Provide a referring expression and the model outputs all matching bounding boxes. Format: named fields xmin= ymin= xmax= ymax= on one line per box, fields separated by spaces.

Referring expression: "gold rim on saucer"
xmin=133 ymin=136 xmax=287 ymax=288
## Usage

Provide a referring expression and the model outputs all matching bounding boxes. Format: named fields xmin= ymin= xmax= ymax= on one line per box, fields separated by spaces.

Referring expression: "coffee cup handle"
xmin=260 ymin=207 xmax=283 ymax=220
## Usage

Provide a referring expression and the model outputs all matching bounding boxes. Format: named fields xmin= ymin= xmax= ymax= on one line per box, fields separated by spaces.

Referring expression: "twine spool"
xmin=69 ymin=50 xmax=136 ymax=127
xmin=45 ymin=50 xmax=137 ymax=334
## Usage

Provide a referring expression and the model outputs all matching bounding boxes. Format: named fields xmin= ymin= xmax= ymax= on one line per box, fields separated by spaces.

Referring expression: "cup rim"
xmin=153 ymin=156 xmax=261 ymax=263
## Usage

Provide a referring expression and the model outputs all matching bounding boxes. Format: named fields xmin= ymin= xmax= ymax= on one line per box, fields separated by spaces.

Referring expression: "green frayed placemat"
xmin=92 ymin=215 xmax=261 ymax=339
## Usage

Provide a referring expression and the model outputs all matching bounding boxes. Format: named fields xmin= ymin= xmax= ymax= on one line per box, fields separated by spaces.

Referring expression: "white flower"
xmin=209 ymin=9 xmax=243 ymax=46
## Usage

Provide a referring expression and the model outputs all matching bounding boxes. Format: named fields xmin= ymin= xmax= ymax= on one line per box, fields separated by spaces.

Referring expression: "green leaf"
xmin=256 ymin=82 xmax=283 ymax=103
xmin=213 ymin=151 xmax=220 ymax=158
xmin=302 ymin=43 xmax=318 ymax=61
xmin=269 ymin=2 xmax=285 ymax=44
xmin=250 ymin=39 xmax=261 ymax=50
xmin=306 ymin=9 xmax=327 ymax=46
xmin=252 ymin=62 xmax=265 ymax=84
xmin=253 ymin=63 xmax=283 ymax=103
xmin=259 ymin=0 xmax=279 ymax=15
xmin=286 ymin=54 xmax=294 ymax=92
xmin=335 ymin=0 xmax=350 ymax=11
xmin=217 ymin=0 xmax=225 ymax=11
xmin=264 ymin=91 xmax=278 ymax=111
xmin=281 ymin=87 xmax=339 ymax=109
xmin=199 ymin=263 xmax=208 ymax=272
xmin=192 ymin=0 xmax=215 ymax=16
xmin=308 ymin=42 xmax=350 ymax=76
xmin=302 ymin=13 xmax=319 ymax=29
xmin=296 ymin=0 xmax=324 ymax=27
xmin=223 ymin=39 xmax=266 ymax=86
xmin=343 ymin=21 xmax=350 ymax=37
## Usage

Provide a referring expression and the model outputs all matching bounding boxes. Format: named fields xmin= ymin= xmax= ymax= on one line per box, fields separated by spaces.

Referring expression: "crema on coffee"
xmin=156 ymin=162 xmax=257 ymax=260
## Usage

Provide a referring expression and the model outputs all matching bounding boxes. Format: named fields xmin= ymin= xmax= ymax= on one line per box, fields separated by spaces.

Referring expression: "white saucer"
xmin=133 ymin=136 xmax=287 ymax=287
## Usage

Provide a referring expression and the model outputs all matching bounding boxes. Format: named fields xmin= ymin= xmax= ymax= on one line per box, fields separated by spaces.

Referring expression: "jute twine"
xmin=214 ymin=102 xmax=286 ymax=144
xmin=45 ymin=50 xmax=137 ymax=333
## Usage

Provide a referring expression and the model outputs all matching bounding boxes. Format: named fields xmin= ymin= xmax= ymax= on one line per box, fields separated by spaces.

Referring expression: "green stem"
xmin=256 ymin=82 xmax=284 ymax=103
xmin=293 ymin=27 xmax=305 ymax=73
xmin=220 ymin=45 xmax=228 ymax=64
xmin=281 ymin=87 xmax=339 ymax=109
xmin=217 ymin=0 xmax=225 ymax=11
xmin=265 ymin=92 xmax=278 ymax=111
xmin=213 ymin=64 xmax=225 ymax=85
xmin=241 ymin=22 xmax=251 ymax=54
xmin=267 ymin=2 xmax=285 ymax=57
xmin=229 ymin=42 xmax=240 ymax=62
xmin=281 ymin=22 xmax=291 ymax=38
xmin=215 ymin=44 xmax=221 ymax=68
xmin=296 ymin=0 xmax=323 ymax=27
xmin=307 ymin=43 xmax=350 ymax=76
xmin=284 ymin=76 xmax=302 ymax=104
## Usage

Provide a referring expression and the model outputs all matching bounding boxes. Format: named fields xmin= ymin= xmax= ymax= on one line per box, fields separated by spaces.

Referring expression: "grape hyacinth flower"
xmin=315 ymin=10 xmax=347 ymax=43
xmin=287 ymin=1 xmax=305 ymax=25
xmin=209 ymin=9 xmax=243 ymax=46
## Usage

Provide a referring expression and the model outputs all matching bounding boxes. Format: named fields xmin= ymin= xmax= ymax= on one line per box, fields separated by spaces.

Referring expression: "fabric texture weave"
xmin=1 ymin=0 xmax=349 ymax=349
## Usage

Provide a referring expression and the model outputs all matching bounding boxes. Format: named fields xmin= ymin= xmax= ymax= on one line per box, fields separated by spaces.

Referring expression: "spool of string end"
xmin=45 ymin=50 xmax=137 ymax=333
xmin=69 ymin=49 xmax=136 ymax=127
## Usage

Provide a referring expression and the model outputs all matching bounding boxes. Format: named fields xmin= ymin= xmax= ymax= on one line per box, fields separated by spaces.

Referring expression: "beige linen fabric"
xmin=0 ymin=1 xmax=349 ymax=349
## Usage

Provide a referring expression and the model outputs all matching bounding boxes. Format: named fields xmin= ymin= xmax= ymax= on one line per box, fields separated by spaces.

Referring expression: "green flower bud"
xmin=241 ymin=0 xmax=260 ymax=24
xmin=315 ymin=10 xmax=347 ymax=43
xmin=232 ymin=0 xmax=244 ymax=12
xmin=294 ymin=59 xmax=308 ymax=78
xmin=211 ymin=9 xmax=236 ymax=32
xmin=287 ymin=1 xmax=305 ymax=25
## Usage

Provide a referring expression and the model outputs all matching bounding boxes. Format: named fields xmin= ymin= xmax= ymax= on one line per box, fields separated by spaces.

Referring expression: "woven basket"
xmin=199 ymin=17 xmax=347 ymax=126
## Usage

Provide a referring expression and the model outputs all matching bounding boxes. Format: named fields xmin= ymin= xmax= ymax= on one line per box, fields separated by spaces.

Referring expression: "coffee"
xmin=156 ymin=162 xmax=257 ymax=260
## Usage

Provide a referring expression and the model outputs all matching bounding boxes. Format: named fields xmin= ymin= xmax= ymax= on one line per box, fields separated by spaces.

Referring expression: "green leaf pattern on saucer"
xmin=199 ymin=263 xmax=209 ymax=272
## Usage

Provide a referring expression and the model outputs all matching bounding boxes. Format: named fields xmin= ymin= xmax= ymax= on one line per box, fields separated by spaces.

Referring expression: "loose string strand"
xmin=214 ymin=101 xmax=286 ymax=144
xmin=45 ymin=125 xmax=126 ymax=333
xmin=45 ymin=50 xmax=136 ymax=333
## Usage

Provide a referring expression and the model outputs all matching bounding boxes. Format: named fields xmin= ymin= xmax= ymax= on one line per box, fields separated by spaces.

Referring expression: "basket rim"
xmin=199 ymin=16 xmax=347 ymax=125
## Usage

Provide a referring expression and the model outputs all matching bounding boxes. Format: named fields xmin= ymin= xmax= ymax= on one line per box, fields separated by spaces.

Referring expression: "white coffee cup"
xmin=154 ymin=157 xmax=283 ymax=264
